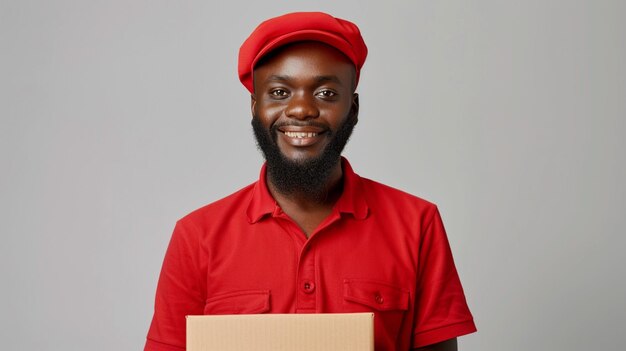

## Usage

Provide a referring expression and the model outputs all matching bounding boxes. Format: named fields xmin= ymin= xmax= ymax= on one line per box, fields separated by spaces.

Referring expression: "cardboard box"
xmin=187 ymin=313 xmax=374 ymax=351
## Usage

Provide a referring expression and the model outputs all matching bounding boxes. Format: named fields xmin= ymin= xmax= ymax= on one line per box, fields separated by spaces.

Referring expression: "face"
xmin=251 ymin=42 xmax=359 ymax=194
xmin=252 ymin=41 xmax=358 ymax=162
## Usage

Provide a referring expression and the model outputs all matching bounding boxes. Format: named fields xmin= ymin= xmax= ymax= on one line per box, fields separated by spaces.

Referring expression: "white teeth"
xmin=285 ymin=131 xmax=318 ymax=138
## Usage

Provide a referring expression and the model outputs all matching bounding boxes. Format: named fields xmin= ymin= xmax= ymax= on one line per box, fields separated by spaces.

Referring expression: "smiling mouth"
xmin=277 ymin=126 xmax=326 ymax=147
xmin=283 ymin=131 xmax=319 ymax=138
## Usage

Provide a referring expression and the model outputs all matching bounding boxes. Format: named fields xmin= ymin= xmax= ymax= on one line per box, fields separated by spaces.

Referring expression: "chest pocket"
xmin=343 ymin=279 xmax=409 ymax=311
xmin=204 ymin=290 xmax=271 ymax=315
xmin=343 ymin=279 xmax=409 ymax=349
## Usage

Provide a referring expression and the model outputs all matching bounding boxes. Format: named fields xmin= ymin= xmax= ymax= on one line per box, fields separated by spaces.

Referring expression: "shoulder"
xmin=343 ymin=158 xmax=439 ymax=221
xmin=357 ymin=176 xmax=441 ymax=229
xmin=360 ymin=176 xmax=437 ymax=211
xmin=176 ymin=182 xmax=257 ymax=230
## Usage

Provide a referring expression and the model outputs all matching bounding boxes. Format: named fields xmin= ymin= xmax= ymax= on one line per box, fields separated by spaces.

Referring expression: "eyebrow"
xmin=266 ymin=74 xmax=344 ymax=86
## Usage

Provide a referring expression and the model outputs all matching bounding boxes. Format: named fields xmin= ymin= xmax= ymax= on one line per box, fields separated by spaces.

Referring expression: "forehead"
xmin=253 ymin=42 xmax=356 ymax=86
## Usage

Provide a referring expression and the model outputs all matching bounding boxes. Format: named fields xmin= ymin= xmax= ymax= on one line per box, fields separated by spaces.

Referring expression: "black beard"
xmin=251 ymin=115 xmax=357 ymax=198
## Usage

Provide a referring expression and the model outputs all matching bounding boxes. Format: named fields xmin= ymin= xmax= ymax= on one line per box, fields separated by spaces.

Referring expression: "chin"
xmin=280 ymin=153 xmax=323 ymax=168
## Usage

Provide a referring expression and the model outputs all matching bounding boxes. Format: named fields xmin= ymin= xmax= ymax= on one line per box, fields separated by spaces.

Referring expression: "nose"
xmin=285 ymin=93 xmax=320 ymax=120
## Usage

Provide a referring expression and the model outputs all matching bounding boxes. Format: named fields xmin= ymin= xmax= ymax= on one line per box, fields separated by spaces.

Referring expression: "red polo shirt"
xmin=145 ymin=158 xmax=476 ymax=351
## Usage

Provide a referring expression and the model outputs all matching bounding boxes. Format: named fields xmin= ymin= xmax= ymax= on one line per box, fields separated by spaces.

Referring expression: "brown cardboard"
xmin=186 ymin=313 xmax=374 ymax=351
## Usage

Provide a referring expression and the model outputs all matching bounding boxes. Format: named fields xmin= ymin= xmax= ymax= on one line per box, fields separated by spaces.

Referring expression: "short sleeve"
xmin=412 ymin=206 xmax=477 ymax=348
xmin=145 ymin=221 xmax=206 ymax=351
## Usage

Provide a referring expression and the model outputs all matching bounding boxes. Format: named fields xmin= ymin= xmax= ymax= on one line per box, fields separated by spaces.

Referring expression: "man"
xmin=145 ymin=12 xmax=476 ymax=351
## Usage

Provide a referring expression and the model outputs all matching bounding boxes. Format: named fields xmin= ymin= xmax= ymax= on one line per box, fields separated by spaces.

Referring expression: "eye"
xmin=269 ymin=89 xmax=289 ymax=98
xmin=316 ymin=89 xmax=337 ymax=99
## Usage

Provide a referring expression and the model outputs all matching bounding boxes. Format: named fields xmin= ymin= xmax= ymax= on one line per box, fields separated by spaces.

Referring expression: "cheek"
xmin=326 ymin=104 xmax=354 ymax=126
xmin=255 ymin=102 xmax=284 ymax=122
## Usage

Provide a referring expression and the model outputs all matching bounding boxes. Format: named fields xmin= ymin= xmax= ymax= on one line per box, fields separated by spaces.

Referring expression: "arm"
xmin=414 ymin=337 xmax=457 ymax=351
xmin=145 ymin=221 xmax=206 ymax=350
xmin=411 ymin=207 xmax=476 ymax=348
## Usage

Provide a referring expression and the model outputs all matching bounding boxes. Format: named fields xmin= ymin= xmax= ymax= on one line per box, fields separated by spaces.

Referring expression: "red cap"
xmin=238 ymin=12 xmax=368 ymax=93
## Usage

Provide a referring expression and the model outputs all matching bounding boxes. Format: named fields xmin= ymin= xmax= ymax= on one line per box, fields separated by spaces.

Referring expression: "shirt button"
xmin=375 ymin=293 xmax=384 ymax=304
xmin=303 ymin=281 xmax=315 ymax=294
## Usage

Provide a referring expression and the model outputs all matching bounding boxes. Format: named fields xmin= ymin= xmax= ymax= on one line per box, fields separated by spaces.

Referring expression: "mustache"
xmin=250 ymin=114 xmax=329 ymax=132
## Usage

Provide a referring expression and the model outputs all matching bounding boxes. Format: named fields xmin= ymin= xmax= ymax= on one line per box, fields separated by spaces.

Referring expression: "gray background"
xmin=1 ymin=0 xmax=624 ymax=350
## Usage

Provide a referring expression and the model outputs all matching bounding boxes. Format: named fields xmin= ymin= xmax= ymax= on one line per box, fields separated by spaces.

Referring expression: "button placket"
xmin=295 ymin=246 xmax=317 ymax=312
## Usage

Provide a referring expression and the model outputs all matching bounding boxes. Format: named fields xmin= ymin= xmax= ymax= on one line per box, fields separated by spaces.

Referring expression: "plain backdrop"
xmin=1 ymin=1 xmax=625 ymax=350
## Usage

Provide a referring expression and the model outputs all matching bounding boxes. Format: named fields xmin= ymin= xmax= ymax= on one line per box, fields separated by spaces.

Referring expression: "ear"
xmin=250 ymin=94 xmax=257 ymax=117
xmin=351 ymin=93 xmax=360 ymax=125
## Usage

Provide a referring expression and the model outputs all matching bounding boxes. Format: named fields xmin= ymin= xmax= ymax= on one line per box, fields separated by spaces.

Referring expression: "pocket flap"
xmin=204 ymin=290 xmax=270 ymax=314
xmin=343 ymin=279 xmax=409 ymax=311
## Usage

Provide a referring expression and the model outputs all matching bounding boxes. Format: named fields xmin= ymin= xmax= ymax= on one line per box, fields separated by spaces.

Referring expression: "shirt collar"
xmin=246 ymin=157 xmax=369 ymax=223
